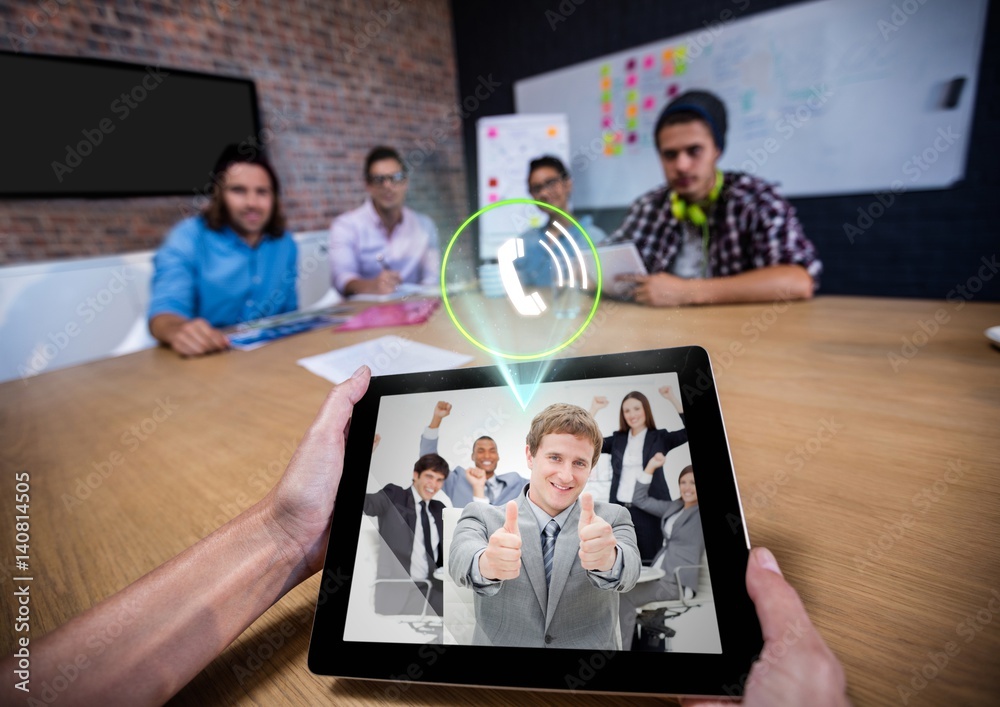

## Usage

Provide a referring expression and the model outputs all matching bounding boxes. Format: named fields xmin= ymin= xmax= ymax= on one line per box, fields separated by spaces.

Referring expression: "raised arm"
xmin=588 ymin=395 xmax=609 ymax=418
xmin=420 ymin=401 xmax=452 ymax=457
xmin=0 ymin=367 xmax=372 ymax=707
xmin=632 ymin=452 xmax=683 ymax=518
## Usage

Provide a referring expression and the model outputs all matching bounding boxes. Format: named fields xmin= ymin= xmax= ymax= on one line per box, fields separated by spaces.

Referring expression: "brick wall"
xmin=0 ymin=0 xmax=468 ymax=264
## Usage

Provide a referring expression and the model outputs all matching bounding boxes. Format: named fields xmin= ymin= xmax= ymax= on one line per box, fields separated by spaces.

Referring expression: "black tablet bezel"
xmin=308 ymin=346 xmax=762 ymax=698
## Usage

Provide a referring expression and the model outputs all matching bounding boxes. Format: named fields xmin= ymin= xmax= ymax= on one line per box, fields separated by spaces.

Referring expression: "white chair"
xmin=635 ymin=552 xmax=713 ymax=650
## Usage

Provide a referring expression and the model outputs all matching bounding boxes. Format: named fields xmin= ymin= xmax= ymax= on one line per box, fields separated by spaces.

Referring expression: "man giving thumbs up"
xmin=450 ymin=403 xmax=641 ymax=649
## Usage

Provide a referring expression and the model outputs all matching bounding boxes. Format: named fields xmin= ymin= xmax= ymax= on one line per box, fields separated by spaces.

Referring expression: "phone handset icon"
xmin=498 ymin=237 xmax=546 ymax=317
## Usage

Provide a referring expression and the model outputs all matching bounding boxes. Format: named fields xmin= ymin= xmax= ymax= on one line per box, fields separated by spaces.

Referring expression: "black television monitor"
xmin=1 ymin=52 xmax=261 ymax=198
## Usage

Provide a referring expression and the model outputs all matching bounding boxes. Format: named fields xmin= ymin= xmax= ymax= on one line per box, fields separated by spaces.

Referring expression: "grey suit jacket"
xmin=449 ymin=491 xmax=641 ymax=649
xmin=633 ymin=479 xmax=704 ymax=591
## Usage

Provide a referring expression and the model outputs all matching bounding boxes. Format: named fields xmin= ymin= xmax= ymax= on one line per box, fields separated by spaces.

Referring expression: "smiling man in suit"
xmin=364 ymin=453 xmax=450 ymax=616
xmin=419 ymin=400 xmax=528 ymax=508
xmin=449 ymin=403 xmax=641 ymax=649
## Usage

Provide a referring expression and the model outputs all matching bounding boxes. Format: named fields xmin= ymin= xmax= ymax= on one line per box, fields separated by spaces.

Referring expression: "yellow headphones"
xmin=669 ymin=170 xmax=723 ymax=277
xmin=670 ymin=170 xmax=724 ymax=226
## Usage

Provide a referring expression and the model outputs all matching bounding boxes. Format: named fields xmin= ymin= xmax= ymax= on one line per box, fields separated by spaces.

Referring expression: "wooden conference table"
xmin=2 ymin=294 xmax=999 ymax=706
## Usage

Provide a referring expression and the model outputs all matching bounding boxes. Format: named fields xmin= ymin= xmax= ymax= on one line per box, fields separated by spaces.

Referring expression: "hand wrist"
xmin=257 ymin=497 xmax=315 ymax=587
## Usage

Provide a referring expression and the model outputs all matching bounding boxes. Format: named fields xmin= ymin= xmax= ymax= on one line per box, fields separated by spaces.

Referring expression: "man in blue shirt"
xmin=148 ymin=146 xmax=298 ymax=356
xmin=514 ymin=155 xmax=607 ymax=288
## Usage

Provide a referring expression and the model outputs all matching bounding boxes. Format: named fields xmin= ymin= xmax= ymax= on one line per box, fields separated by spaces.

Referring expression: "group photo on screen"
xmin=343 ymin=372 xmax=722 ymax=654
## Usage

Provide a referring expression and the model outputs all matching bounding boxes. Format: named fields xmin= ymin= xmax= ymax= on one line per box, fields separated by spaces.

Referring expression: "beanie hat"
xmin=654 ymin=90 xmax=728 ymax=153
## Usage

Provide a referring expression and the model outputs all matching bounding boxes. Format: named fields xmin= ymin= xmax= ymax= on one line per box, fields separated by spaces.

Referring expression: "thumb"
xmin=745 ymin=547 xmax=813 ymax=645
xmin=503 ymin=501 xmax=520 ymax=536
xmin=578 ymin=492 xmax=595 ymax=526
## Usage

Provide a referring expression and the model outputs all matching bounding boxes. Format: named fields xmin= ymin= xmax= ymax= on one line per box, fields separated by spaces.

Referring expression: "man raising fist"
xmin=450 ymin=403 xmax=641 ymax=650
xmin=419 ymin=400 xmax=528 ymax=507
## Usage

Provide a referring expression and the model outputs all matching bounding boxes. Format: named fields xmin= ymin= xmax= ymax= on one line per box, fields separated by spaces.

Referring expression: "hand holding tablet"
xmin=0 ymin=355 xmax=851 ymax=705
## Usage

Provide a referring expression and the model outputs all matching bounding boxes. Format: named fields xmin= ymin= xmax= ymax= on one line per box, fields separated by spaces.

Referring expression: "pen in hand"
xmin=374 ymin=252 xmax=401 ymax=293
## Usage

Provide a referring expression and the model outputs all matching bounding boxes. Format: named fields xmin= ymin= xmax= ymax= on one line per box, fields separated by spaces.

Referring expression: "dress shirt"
xmin=616 ymin=427 xmax=647 ymax=503
xmin=328 ymin=198 xmax=440 ymax=294
xmin=409 ymin=486 xmax=440 ymax=580
xmin=149 ymin=215 xmax=298 ymax=328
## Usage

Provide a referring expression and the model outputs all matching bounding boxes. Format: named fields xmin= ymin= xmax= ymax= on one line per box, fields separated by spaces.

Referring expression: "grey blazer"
xmin=633 ymin=479 xmax=704 ymax=591
xmin=449 ymin=491 xmax=641 ymax=649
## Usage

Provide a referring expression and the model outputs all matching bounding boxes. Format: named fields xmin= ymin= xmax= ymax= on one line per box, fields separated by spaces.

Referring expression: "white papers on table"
xmin=297 ymin=335 xmax=474 ymax=383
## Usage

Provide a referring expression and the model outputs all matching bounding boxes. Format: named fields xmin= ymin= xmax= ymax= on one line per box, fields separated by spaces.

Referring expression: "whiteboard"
xmin=475 ymin=113 xmax=570 ymax=260
xmin=514 ymin=0 xmax=988 ymax=207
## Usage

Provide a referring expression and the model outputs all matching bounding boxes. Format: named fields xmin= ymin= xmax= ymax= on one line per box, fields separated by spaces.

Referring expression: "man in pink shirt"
xmin=329 ymin=146 xmax=440 ymax=296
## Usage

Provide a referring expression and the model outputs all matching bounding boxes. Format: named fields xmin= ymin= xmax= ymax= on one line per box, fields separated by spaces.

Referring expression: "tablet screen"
xmin=310 ymin=347 xmax=762 ymax=697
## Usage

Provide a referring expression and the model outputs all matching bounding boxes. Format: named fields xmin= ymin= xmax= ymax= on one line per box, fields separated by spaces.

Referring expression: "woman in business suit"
xmin=618 ymin=461 xmax=704 ymax=647
xmin=589 ymin=386 xmax=687 ymax=562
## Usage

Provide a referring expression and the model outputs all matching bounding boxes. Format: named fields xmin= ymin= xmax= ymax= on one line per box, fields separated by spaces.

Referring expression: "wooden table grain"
xmin=2 ymin=295 xmax=999 ymax=706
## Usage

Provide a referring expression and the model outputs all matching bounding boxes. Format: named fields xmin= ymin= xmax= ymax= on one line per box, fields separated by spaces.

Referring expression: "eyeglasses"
xmin=528 ymin=176 xmax=565 ymax=196
xmin=367 ymin=171 xmax=407 ymax=186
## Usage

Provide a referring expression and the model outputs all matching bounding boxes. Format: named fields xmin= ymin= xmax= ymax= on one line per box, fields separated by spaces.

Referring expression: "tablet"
xmin=581 ymin=242 xmax=648 ymax=300
xmin=308 ymin=346 xmax=762 ymax=699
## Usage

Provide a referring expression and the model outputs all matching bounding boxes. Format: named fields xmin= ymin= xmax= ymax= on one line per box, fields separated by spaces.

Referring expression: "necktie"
xmin=486 ymin=479 xmax=498 ymax=504
xmin=542 ymin=519 xmax=560 ymax=587
xmin=419 ymin=501 xmax=436 ymax=575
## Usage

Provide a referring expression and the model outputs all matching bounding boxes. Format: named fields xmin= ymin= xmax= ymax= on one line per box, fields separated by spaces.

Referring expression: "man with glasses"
xmin=514 ymin=155 xmax=607 ymax=288
xmin=329 ymin=146 xmax=440 ymax=296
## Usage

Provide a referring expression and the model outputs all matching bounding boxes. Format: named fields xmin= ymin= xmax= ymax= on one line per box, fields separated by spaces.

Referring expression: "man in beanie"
xmin=148 ymin=144 xmax=298 ymax=356
xmin=612 ymin=90 xmax=821 ymax=306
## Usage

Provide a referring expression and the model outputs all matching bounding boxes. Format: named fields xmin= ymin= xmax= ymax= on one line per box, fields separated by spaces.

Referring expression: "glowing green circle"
xmin=440 ymin=198 xmax=602 ymax=361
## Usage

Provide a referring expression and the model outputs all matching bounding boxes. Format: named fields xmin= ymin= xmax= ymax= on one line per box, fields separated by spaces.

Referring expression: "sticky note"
xmin=626 ymin=104 xmax=638 ymax=118
xmin=488 ymin=177 xmax=497 ymax=187
xmin=547 ymin=126 xmax=558 ymax=137
xmin=644 ymin=55 xmax=655 ymax=69
xmin=643 ymin=96 xmax=655 ymax=110
xmin=486 ymin=127 xmax=498 ymax=138
xmin=627 ymin=132 xmax=638 ymax=144
xmin=626 ymin=74 xmax=637 ymax=88
xmin=625 ymin=58 xmax=636 ymax=71
xmin=600 ymin=76 xmax=612 ymax=91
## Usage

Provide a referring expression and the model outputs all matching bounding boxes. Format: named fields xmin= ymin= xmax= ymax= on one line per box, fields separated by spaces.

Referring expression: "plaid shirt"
xmin=611 ymin=172 xmax=822 ymax=286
